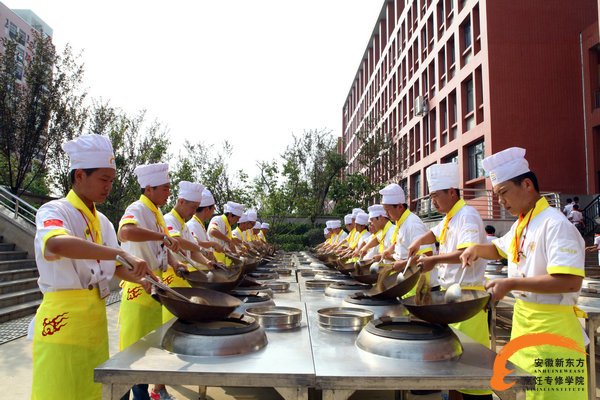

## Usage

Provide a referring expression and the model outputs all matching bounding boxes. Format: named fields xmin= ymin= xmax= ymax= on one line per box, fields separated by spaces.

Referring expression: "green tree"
xmin=329 ymin=173 xmax=380 ymax=215
xmin=0 ymin=32 xmax=87 ymax=196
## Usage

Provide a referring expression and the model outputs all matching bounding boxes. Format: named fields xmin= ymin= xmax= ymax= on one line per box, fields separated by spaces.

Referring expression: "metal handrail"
xmin=412 ymin=189 xmax=561 ymax=222
xmin=0 ymin=186 xmax=38 ymax=226
xmin=582 ymin=194 xmax=600 ymax=236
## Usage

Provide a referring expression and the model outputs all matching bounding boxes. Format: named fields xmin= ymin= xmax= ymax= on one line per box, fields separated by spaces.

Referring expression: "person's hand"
xmin=211 ymin=242 xmax=224 ymax=253
xmin=392 ymin=259 xmax=406 ymax=272
xmin=416 ymin=255 xmax=436 ymax=272
xmin=485 ymin=278 xmax=514 ymax=302
xmin=407 ymin=240 xmax=421 ymax=258
xmin=119 ymin=252 xmax=151 ymax=281
xmin=460 ymin=246 xmax=479 ymax=268
xmin=163 ymin=235 xmax=181 ymax=253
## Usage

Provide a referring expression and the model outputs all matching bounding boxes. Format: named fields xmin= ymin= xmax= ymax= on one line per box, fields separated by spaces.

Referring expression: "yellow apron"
xmin=213 ymin=215 xmax=233 ymax=266
xmin=119 ymin=280 xmax=162 ymax=350
xmin=32 ymin=289 xmax=108 ymax=400
xmin=510 ymin=299 xmax=587 ymax=400
xmin=448 ymin=286 xmax=492 ymax=396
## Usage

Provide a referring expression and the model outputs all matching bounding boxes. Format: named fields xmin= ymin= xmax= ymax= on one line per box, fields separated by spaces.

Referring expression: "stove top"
xmin=161 ymin=314 xmax=268 ymax=356
xmin=344 ymin=293 xmax=401 ymax=306
xmin=356 ymin=317 xmax=463 ymax=361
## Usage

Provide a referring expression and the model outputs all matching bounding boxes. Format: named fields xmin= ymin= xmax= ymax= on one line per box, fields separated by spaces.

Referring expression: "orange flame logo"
xmin=41 ymin=312 xmax=69 ymax=336
xmin=490 ymin=333 xmax=587 ymax=391
xmin=163 ymin=274 xmax=174 ymax=285
xmin=126 ymin=286 xmax=144 ymax=300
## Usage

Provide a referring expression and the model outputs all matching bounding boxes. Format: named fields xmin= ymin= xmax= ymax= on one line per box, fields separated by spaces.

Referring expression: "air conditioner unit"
xmin=415 ymin=96 xmax=429 ymax=117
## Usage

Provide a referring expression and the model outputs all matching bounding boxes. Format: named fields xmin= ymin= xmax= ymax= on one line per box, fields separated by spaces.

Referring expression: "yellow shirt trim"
xmin=457 ymin=241 xmax=478 ymax=250
xmin=437 ymin=199 xmax=466 ymax=245
xmin=391 ymin=208 xmax=411 ymax=245
xmin=41 ymin=228 xmax=69 ymax=261
xmin=547 ymin=266 xmax=585 ymax=278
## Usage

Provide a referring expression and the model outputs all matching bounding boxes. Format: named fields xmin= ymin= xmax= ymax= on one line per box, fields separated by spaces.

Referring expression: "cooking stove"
xmin=161 ymin=314 xmax=268 ymax=356
xmin=342 ymin=293 xmax=406 ymax=319
xmin=231 ymin=291 xmax=275 ymax=313
xmin=356 ymin=316 xmax=462 ymax=361
xmin=324 ymin=281 xmax=371 ymax=298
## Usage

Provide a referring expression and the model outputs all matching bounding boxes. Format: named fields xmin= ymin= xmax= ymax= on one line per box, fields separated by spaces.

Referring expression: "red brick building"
xmin=342 ymin=0 xmax=598 ymax=204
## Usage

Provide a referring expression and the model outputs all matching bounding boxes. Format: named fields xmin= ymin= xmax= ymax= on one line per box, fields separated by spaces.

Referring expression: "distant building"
xmin=341 ymin=0 xmax=598 ymax=205
xmin=0 ymin=2 xmax=52 ymax=81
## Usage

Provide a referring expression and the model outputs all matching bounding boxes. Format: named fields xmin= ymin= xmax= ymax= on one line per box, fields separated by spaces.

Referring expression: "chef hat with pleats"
xmin=261 ymin=223 xmax=270 ymax=229
xmin=62 ymin=134 xmax=116 ymax=170
xmin=178 ymin=181 xmax=205 ymax=202
xmin=426 ymin=163 xmax=460 ymax=192
xmin=223 ymin=201 xmax=244 ymax=217
xmin=482 ymin=147 xmax=530 ymax=187
xmin=200 ymin=189 xmax=215 ymax=207
xmin=134 ymin=162 xmax=170 ymax=188
xmin=344 ymin=214 xmax=353 ymax=224
xmin=355 ymin=212 xmax=369 ymax=225
xmin=379 ymin=183 xmax=406 ymax=205
xmin=253 ymin=221 xmax=261 ymax=229
xmin=238 ymin=213 xmax=249 ymax=223
xmin=368 ymin=204 xmax=387 ymax=219
xmin=326 ymin=220 xmax=341 ymax=229
xmin=246 ymin=209 xmax=258 ymax=222
xmin=352 ymin=208 xmax=364 ymax=217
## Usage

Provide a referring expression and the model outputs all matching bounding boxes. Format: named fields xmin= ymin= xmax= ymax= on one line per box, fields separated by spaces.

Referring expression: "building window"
xmin=412 ymin=172 xmax=421 ymax=199
xmin=465 ymin=78 xmax=474 ymax=113
xmin=443 ymin=152 xmax=458 ymax=164
xmin=463 ymin=18 xmax=472 ymax=49
xmin=468 ymin=141 xmax=485 ymax=180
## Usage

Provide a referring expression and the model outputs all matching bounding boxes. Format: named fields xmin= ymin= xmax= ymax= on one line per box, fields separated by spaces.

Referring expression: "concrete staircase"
xmin=0 ymin=235 xmax=40 ymax=323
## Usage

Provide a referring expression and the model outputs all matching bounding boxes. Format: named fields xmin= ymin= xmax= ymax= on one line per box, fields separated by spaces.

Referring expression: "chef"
xmin=186 ymin=188 xmax=224 ymax=258
xmin=207 ymin=201 xmax=244 ymax=264
xmin=162 ymin=181 xmax=219 ymax=322
xmin=31 ymin=134 xmax=152 ymax=400
xmin=461 ymin=148 xmax=587 ymax=399
xmin=258 ymin=222 xmax=269 ymax=241
xmin=356 ymin=205 xmax=395 ymax=259
xmin=233 ymin=212 xmax=251 ymax=242
xmin=117 ymin=162 xmax=181 ymax=400
xmin=407 ymin=162 xmax=491 ymax=399
xmin=376 ymin=183 xmax=434 ymax=297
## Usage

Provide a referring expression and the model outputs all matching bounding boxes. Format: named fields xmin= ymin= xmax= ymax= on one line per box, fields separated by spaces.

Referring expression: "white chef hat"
xmin=253 ymin=221 xmax=261 ymax=229
xmin=482 ymin=147 xmax=530 ymax=187
xmin=134 ymin=162 xmax=170 ymax=188
xmin=178 ymin=181 xmax=205 ymax=202
xmin=246 ymin=209 xmax=258 ymax=222
xmin=355 ymin=212 xmax=369 ymax=225
xmin=223 ymin=201 xmax=244 ymax=217
xmin=261 ymin=223 xmax=270 ymax=229
xmin=344 ymin=214 xmax=354 ymax=224
xmin=352 ymin=208 xmax=364 ymax=217
xmin=379 ymin=183 xmax=406 ymax=205
xmin=200 ymin=189 xmax=215 ymax=207
xmin=62 ymin=134 xmax=116 ymax=171
xmin=368 ymin=204 xmax=387 ymax=219
xmin=326 ymin=220 xmax=341 ymax=229
xmin=426 ymin=163 xmax=460 ymax=192
xmin=324 ymin=228 xmax=330 ymax=235
xmin=238 ymin=213 xmax=249 ymax=223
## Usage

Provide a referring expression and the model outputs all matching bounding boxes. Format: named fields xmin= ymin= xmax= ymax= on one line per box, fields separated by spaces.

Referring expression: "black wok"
xmin=363 ymin=267 xmax=422 ymax=299
xmin=153 ymin=287 xmax=241 ymax=322
xmin=403 ymin=290 xmax=491 ymax=325
xmin=183 ymin=268 xmax=244 ymax=292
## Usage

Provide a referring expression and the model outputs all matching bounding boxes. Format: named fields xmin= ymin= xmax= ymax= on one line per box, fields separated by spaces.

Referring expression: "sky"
xmin=5 ymin=0 xmax=383 ymax=177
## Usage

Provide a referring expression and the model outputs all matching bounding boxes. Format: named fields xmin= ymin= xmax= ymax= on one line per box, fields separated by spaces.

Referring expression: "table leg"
xmin=274 ymin=386 xmax=309 ymax=400
xmin=491 ymin=304 xmax=497 ymax=352
xmin=321 ymin=389 xmax=355 ymax=400
xmin=102 ymin=383 xmax=131 ymax=400
xmin=198 ymin=385 xmax=207 ymax=400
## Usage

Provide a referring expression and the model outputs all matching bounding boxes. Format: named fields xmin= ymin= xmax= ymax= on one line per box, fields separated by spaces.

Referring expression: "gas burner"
xmin=162 ymin=314 xmax=268 ymax=356
xmin=356 ymin=317 xmax=462 ymax=361
xmin=342 ymin=293 xmax=405 ymax=319
xmin=324 ymin=282 xmax=372 ymax=298
xmin=230 ymin=292 xmax=275 ymax=313
xmin=344 ymin=293 xmax=401 ymax=306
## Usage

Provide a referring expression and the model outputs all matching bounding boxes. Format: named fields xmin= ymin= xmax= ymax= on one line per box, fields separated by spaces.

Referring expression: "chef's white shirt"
xmin=164 ymin=209 xmax=193 ymax=258
xmin=35 ymin=199 xmax=118 ymax=293
xmin=431 ymin=204 xmax=487 ymax=289
xmin=393 ymin=212 xmax=433 ymax=259
xmin=493 ymin=204 xmax=585 ymax=306
xmin=118 ymin=200 xmax=168 ymax=272
xmin=187 ymin=216 xmax=208 ymax=243
xmin=207 ymin=215 xmax=230 ymax=248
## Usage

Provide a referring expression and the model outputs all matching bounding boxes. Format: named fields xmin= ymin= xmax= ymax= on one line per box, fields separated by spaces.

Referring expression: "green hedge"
xmin=268 ymin=222 xmax=325 ymax=250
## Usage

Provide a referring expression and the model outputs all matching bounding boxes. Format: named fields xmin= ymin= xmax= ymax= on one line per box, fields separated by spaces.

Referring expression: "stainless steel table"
xmin=95 ymin=299 xmax=313 ymax=400
xmin=305 ymin=302 xmax=535 ymax=400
